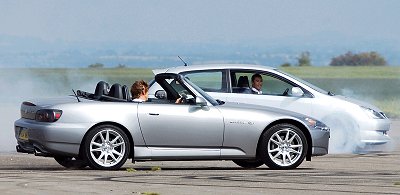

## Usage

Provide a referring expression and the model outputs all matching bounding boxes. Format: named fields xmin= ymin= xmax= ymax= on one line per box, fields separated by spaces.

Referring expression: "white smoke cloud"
xmin=0 ymin=69 xmax=100 ymax=152
xmin=325 ymin=88 xmax=397 ymax=154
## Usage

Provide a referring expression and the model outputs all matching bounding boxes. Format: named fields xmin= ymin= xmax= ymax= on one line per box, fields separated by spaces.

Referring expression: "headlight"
xmin=361 ymin=106 xmax=385 ymax=119
xmin=305 ymin=118 xmax=330 ymax=132
xmin=35 ymin=109 xmax=62 ymax=122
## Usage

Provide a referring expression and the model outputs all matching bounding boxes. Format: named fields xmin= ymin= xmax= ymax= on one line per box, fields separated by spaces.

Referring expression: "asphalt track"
xmin=1 ymin=120 xmax=399 ymax=195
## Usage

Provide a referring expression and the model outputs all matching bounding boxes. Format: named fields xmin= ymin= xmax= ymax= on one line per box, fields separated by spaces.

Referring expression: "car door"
xmin=226 ymin=70 xmax=314 ymax=116
xmin=137 ymin=102 xmax=224 ymax=149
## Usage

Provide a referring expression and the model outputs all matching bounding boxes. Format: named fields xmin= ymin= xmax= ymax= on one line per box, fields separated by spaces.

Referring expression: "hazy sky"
xmin=1 ymin=0 xmax=400 ymax=43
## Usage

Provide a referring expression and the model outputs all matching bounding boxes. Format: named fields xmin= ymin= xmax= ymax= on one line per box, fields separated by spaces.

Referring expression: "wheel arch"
xmin=79 ymin=121 xmax=135 ymax=159
xmin=257 ymin=119 xmax=313 ymax=161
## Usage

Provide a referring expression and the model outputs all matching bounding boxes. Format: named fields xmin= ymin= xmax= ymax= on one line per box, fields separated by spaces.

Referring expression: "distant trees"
xmin=330 ymin=51 xmax=387 ymax=66
xmin=297 ymin=51 xmax=312 ymax=66
xmin=88 ymin=63 xmax=128 ymax=68
xmin=280 ymin=62 xmax=291 ymax=67
xmin=88 ymin=63 xmax=104 ymax=68
xmin=279 ymin=51 xmax=311 ymax=67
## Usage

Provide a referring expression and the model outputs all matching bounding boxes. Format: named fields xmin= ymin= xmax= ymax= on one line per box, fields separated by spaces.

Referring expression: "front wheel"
xmin=83 ymin=125 xmax=130 ymax=170
xmin=260 ymin=123 xmax=307 ymax=169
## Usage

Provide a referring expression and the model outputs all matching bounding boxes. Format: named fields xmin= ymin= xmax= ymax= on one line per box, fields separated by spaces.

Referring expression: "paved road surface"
xmin=1 ymin=120 xmax=399 ymax=195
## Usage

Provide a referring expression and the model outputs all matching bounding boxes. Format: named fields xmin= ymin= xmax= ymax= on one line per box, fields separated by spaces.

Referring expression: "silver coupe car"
xmin=15 ymin=73 xmax=330 ymax=170
xmin=149 ymin=64 xmax=391 ymax=153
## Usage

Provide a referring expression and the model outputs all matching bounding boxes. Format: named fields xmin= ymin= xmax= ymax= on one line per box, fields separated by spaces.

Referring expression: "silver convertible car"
xmin=149 ymin=64 xmax=391 ymax=153
xmin=15 ymin=73 xmax=330 ymax=170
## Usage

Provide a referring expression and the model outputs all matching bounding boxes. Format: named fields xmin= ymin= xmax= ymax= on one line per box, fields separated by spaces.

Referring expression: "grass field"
xmin=1 ymin=66 xmax=399 ymax=117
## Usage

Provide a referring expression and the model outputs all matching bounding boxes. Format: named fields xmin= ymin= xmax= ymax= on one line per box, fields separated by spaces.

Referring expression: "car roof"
xmin=153 ymin=64 xmax=276 ymax=75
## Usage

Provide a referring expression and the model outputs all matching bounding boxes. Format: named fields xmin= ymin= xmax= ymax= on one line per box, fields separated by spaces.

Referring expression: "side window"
xmin=262 ymin=75 xmax=294 ymax=96
xmin=183 ymin=71 xmax=226 ymax=92
xmin=231 ymin=71 xmax=295 ymax=96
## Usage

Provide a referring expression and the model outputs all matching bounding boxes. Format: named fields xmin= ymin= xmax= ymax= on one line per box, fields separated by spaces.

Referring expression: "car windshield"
xmin=183 ymin=77 xmax=219 ymax=106
xmin=275 ymin=69 xmax=330 ymax=95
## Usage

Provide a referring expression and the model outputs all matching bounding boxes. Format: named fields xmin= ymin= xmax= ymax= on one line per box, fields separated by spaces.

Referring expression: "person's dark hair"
xmin=251 ymin=74 xmax=262 ymax=82
xmin=130 ymin=80 xmax=148 ymax=99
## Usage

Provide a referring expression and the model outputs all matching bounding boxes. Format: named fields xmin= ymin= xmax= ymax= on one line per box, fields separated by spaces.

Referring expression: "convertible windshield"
xmin=183 ymin=77 xmax=219 ymax=106
xmin=275 ymin=69 xmax=330 ymax=95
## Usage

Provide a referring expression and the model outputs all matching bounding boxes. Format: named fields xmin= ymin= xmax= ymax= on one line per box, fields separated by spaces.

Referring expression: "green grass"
xmin=373 ymin=99 xmax=400 ymax=118
xmin=281 ymin=66 xmax=400 ymax=79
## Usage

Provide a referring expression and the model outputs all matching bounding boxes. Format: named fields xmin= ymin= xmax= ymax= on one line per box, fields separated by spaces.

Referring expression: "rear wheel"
xmin=54 ymin=156 xmax=87 ymax=169
xmin=83 ymin=125 xmax=130 ymax=170
xmin=260 ymin=123 xmax=307 ymax=169
xmin=232 ymin=159 xmax=264 ymax=169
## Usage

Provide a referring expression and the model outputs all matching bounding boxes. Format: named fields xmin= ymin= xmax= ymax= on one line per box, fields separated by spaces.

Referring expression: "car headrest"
xmin=109 ymin=83 xmax=124 ymax=99
xmin=122 ymin=85 xmax=131 ymax=100
xmin=94 ymin=81 xmax=110 ymax=96
xmin=237 ymin=76 xmax=249 ymax=87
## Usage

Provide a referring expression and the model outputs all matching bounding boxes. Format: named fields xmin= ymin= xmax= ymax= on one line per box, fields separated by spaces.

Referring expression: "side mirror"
xmin=195 ymin=97 xmax=207 ymax=107
xmin=290 ymin=87 xmax=304 ymax=97
xmin=155 ymin=90 xmax=167 ymax=99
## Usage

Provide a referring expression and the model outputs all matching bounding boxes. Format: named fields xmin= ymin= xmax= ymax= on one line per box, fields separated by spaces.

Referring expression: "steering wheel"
xmin=282 ymin=88 xmax=290 ymax=96
xmin=179 ymin=93 xmax=188 ymax=104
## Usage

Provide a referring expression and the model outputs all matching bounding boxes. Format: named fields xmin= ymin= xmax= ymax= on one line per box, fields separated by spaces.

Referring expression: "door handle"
xmin=149 ymin=113 xmax=159 ymax=116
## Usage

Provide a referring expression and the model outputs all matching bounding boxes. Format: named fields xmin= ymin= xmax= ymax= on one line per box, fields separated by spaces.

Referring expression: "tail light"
xmin=35 ymin=109 xmax=63 ymax=122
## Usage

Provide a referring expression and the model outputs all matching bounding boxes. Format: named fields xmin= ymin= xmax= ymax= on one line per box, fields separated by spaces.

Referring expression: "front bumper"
xmin=360 ymin=118 xmax=391 ymax=145
xmin=360 ymin=130 xmax=391 ymax=145
xmin=309 ymin=127 xmax=330 ymax=156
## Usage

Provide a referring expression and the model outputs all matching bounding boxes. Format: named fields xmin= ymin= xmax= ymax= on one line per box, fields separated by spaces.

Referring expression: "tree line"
xmin=88 ymin=51 xmax=388 ymax=68
xmin=282 ymin=51 xmax=387 ymax=67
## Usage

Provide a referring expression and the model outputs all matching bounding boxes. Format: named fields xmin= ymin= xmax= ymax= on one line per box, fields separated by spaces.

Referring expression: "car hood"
xmin=334 ymin=95 xmax=382 ymax=112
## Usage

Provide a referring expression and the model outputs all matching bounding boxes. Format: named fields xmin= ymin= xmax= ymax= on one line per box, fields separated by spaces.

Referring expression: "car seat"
xmin=109 ymin=83 xmax=124 ymax=99
xmin=94 ymin=81 xmax=110 ymax=97
xmin=233 ymin=76 xmax=252 ymax=93
xmin=122 ymin=85 xmax=131 ymax=101
xmin=237 ymin=76 xmax=249 ymax=87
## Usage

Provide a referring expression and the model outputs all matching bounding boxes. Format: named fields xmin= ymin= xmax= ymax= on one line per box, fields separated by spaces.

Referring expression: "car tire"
xmin=83 ymin=125 xmax=130 ymax=170
xmin=260 ymin=123 xmax=307 ymax=169
xmin=232 ymin=159 xmax=264 ymax=169
xmin=54 ymin=156 xmax=87 ymax=169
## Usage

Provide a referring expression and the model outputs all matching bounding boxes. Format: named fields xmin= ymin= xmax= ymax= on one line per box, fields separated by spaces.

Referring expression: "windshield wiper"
xmin=328 ymin=91 xmax=335 ymax=96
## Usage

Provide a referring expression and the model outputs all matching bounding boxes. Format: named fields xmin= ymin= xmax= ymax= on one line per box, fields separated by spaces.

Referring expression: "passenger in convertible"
xmin=130 ymin=80 xmax=149 ymax=102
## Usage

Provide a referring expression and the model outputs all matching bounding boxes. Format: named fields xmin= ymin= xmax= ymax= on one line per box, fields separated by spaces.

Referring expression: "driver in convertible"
xmin=130 ymin=80 xmax=183 ymax=103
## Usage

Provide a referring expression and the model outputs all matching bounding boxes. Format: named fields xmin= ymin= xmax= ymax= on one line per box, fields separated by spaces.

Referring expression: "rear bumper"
xmin=16 ymin=141 xmax=54 ymax=157
xmin=14 ymin=118 xmax=90 ymax=157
